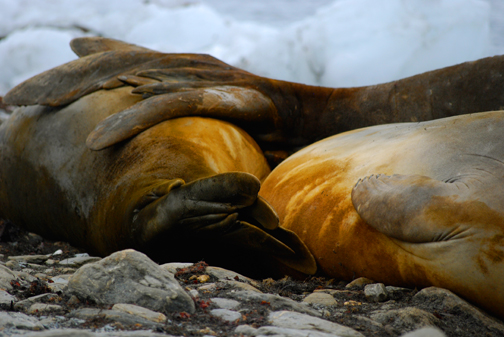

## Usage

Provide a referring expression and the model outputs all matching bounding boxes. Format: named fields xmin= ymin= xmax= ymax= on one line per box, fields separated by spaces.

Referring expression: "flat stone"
xmin=210 ymin=308 xmax=242 ymax=322
xmin=68 ymin=249 xmax=194 ymax=313
xmin=228 ymin=290 xmax=320 ymax=316
xmin=370 ymin=307 xmax=440 ymax=332
xmin=48 ymin=274 xmax=72 ymax=292
xmin=28 ymin=303 xmax=64 ymax=314
xmin=303 ymin=292 xmax=338 ymax=306
xmin=0 ymin=311 xmax=44 ymax=330
xmin=0 ymin=264 xmax=17 ymax=290
xmin=268 ymin=310 xmax=364 ymax=337
xmin=222 ymin=280 xmax=262 ymax=293
xmin=0 ymin=289 xmax=17 ymax=305
xmin=211 ymin=297 xmax=240 ymax=309
xmin=14 ymin=328 xmax=169 ymax=336
xmin=345 ymin=277 xmax=374 ymax=289
xmin=364 ymin=283 xmax=388 ymax=302
xmin=8 ymin=254 xmax=50 ymax=264
xmin=69 ymin=308 xmax=163 ymax=329
xmin=160 ymin=262 xmax=193 ymax=274
xmin=412 ymin=287 xmax=504 ymax=335
xmin=400 ymin=327 xmax=447 ymax=337
xmin=112 ymin=303 xmax=167 ymax=323
xmin=236 ymin=324 xmax=347 ymax=337
xmin=14 ymin=293 xmax=60 ymax=312
xmin=58 ymin=256 xmax=101 ymax=267
xmin=386 ymin=286 xmax=415 ymax=300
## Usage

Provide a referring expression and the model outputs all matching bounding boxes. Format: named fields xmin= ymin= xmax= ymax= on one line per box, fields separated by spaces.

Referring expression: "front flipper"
xmin=86 ymin=85 xmax=276 ymax=150
xmin=133 ymin=172 xmax=315 ymax=275
xmin=351 ymin=174 xmax=471 ymax=243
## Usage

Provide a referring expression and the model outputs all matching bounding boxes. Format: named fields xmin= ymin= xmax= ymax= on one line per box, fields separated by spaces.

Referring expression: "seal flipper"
xmin=351 ymin=174 xmax=472 ymax=243
xmin=86 ymin=86 xmax=276 ymax=150
xmin=133 ymin=171 xmax=315 ymax=275
xmin=70 ymin=37 xmax=155 ymax=57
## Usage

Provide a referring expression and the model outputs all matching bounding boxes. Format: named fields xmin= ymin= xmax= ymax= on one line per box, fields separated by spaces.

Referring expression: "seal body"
xmin=260 ymin=110 xmax=504 ymax=319
xmin=0 ymin=86 xmax=316 ymax=276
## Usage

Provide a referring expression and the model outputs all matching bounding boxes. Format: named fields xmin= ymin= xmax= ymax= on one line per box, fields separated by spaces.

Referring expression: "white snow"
xmin=0 ymin=0 xmax=502 ymax=95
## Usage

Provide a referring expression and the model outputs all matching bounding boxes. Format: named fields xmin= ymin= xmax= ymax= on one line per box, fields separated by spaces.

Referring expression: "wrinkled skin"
xmin=260 ymin=111 xmax=504 ymax=319
xmin=0 ymin=88 xmax=315 ymax=278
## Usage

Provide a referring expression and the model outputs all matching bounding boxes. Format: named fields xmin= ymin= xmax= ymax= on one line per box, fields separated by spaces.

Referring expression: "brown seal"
xmin=0 ymin=42 xmax=315 ymax=277
xmin=6 ymin=37 xmax=504 ymax=156
xmin=259 ymin=111 xmax=504 ymax=319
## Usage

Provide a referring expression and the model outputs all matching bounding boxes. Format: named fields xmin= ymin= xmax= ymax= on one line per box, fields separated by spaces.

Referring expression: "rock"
xmin=159 ymin=262 xmax=193 ymax=274
xmin=28 ymin=303 xmax=64 ymax=314
xmin=228 ymin=290 xmax=320 ymax=316
xmin=211 ymin=297 xmax=240 ymax=310
xmin=58 ymin=256 xmax=101 ymax=268
xmin=112 ymin=303 xmax=167 ymax=323
xmin=302 ymin=292 xmax=338 ymax=306
xmin=0 ymin=264 xmax=17 ymax=290
xmin=8 ymin=254 xmax=50 ymax=264
xmin=0 ymin=289 xmax=17 ymax=305
xmin=0 ymin=311 xmax=44 ymax=330
xmin=67 ymin=249 xmax=195 ymax=313
xmin=345 ymin=277 xmax=374 ymax=289
xmin=370 ymin=307 xmax=440 ymax=333
xmin=268 ymin=310 xmax=364 ymax=337
xmin=69 ymin=308 xmax=164 ymax=329
xmin=399 ymin=326 xmax=447 ymax=337
xmin=386 ymin=286 xmax=415 ymax=300
xmin=364 ymin=283 xmax=388 ymax=302
xmin=198 ymin=283 xmax=217 ymax=293
xmin=13 ymin=328 xmax=168 ymax=336
xmin=236 ymin=324 xmax=347 ymax=337
xmin=222 ymin=280 xmax=262 ymax=293
xmin=49 ymin=274 xmax=72 ymax=292
xmin=412 ymin=287 xmax=504 ymax=335
xmin=210 ymin=308 xmax=242 ymax=322
xmin=14 ymin=293 xmax=61 ymax=312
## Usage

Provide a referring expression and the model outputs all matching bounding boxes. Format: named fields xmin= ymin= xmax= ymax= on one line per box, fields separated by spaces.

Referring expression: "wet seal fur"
xmin=260 ymin=111 xmax=504 ymax=319
xmin=0 ymin=43 xmax=315 ymax=277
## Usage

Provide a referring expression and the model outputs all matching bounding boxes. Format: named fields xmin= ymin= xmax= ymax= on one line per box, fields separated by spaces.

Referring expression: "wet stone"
xmin=28 ymin=302 xmax=64 ymax=315
xmin=210 ymin=297 xmax=240 ymax=310
xmin=67 ymin=249 xmax=195 ymax=313
xmin=112 ymin=303 xmax=167 ymax=323
xmin=14 ymin=293 xmax=60 ymax=312
xmin=227 ymin=290 xmax=320 ymax=316
xmin=302 ymin=292 xmax=338 ymax=306
xmin=370 ymin=307 xmax=440 ymax=333
xmin=364 ymin=283 xmax=388 ymax=302
xmin=210 ymin=308 xmax=242 ymax=322
xmin=58 ymin=256 xmax=101 ymax=268
xmin=0 ymin=289 xmax=17 ymax=305
xmin=268 ymin=310 xmax=364 ymax=337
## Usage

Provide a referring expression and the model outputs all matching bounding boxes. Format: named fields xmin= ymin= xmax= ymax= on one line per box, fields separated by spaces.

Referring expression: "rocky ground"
xmin=0 ymin=219 xmax=502 ymax=337
xmin=1 ymin=103 xmax=504 ymax=336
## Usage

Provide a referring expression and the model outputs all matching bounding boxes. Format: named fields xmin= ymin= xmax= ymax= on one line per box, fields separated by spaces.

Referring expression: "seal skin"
xmin=0 ymin=42 xmax=316 ymax=277
xmin=259 ymin=111 xmax=504 ymax=319
xmin=5 ymin=37 xmax=504 ymax=155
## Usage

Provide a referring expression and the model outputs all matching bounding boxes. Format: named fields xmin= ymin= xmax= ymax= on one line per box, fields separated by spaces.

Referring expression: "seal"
xmin=259 ymin=110 xmax=504 ymax=319
xmin=5 ymin=37 xmax=504 ymax=156
xmin=0 ymin=45 xmax=316 ymax=277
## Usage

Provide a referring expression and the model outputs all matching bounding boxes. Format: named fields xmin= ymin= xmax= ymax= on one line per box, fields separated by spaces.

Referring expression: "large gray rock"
xmin=0 ymin=311 xmax=44 ymax=330
xmin=236 ymin=324 xmax=348 ymax=337
xmin=399 ymin=326 xmax=447 ymax=337
xmin=67 ymin=249 xmax=194 ymax=313
xmin=412 ymin=287 xmax=504 ymax=335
